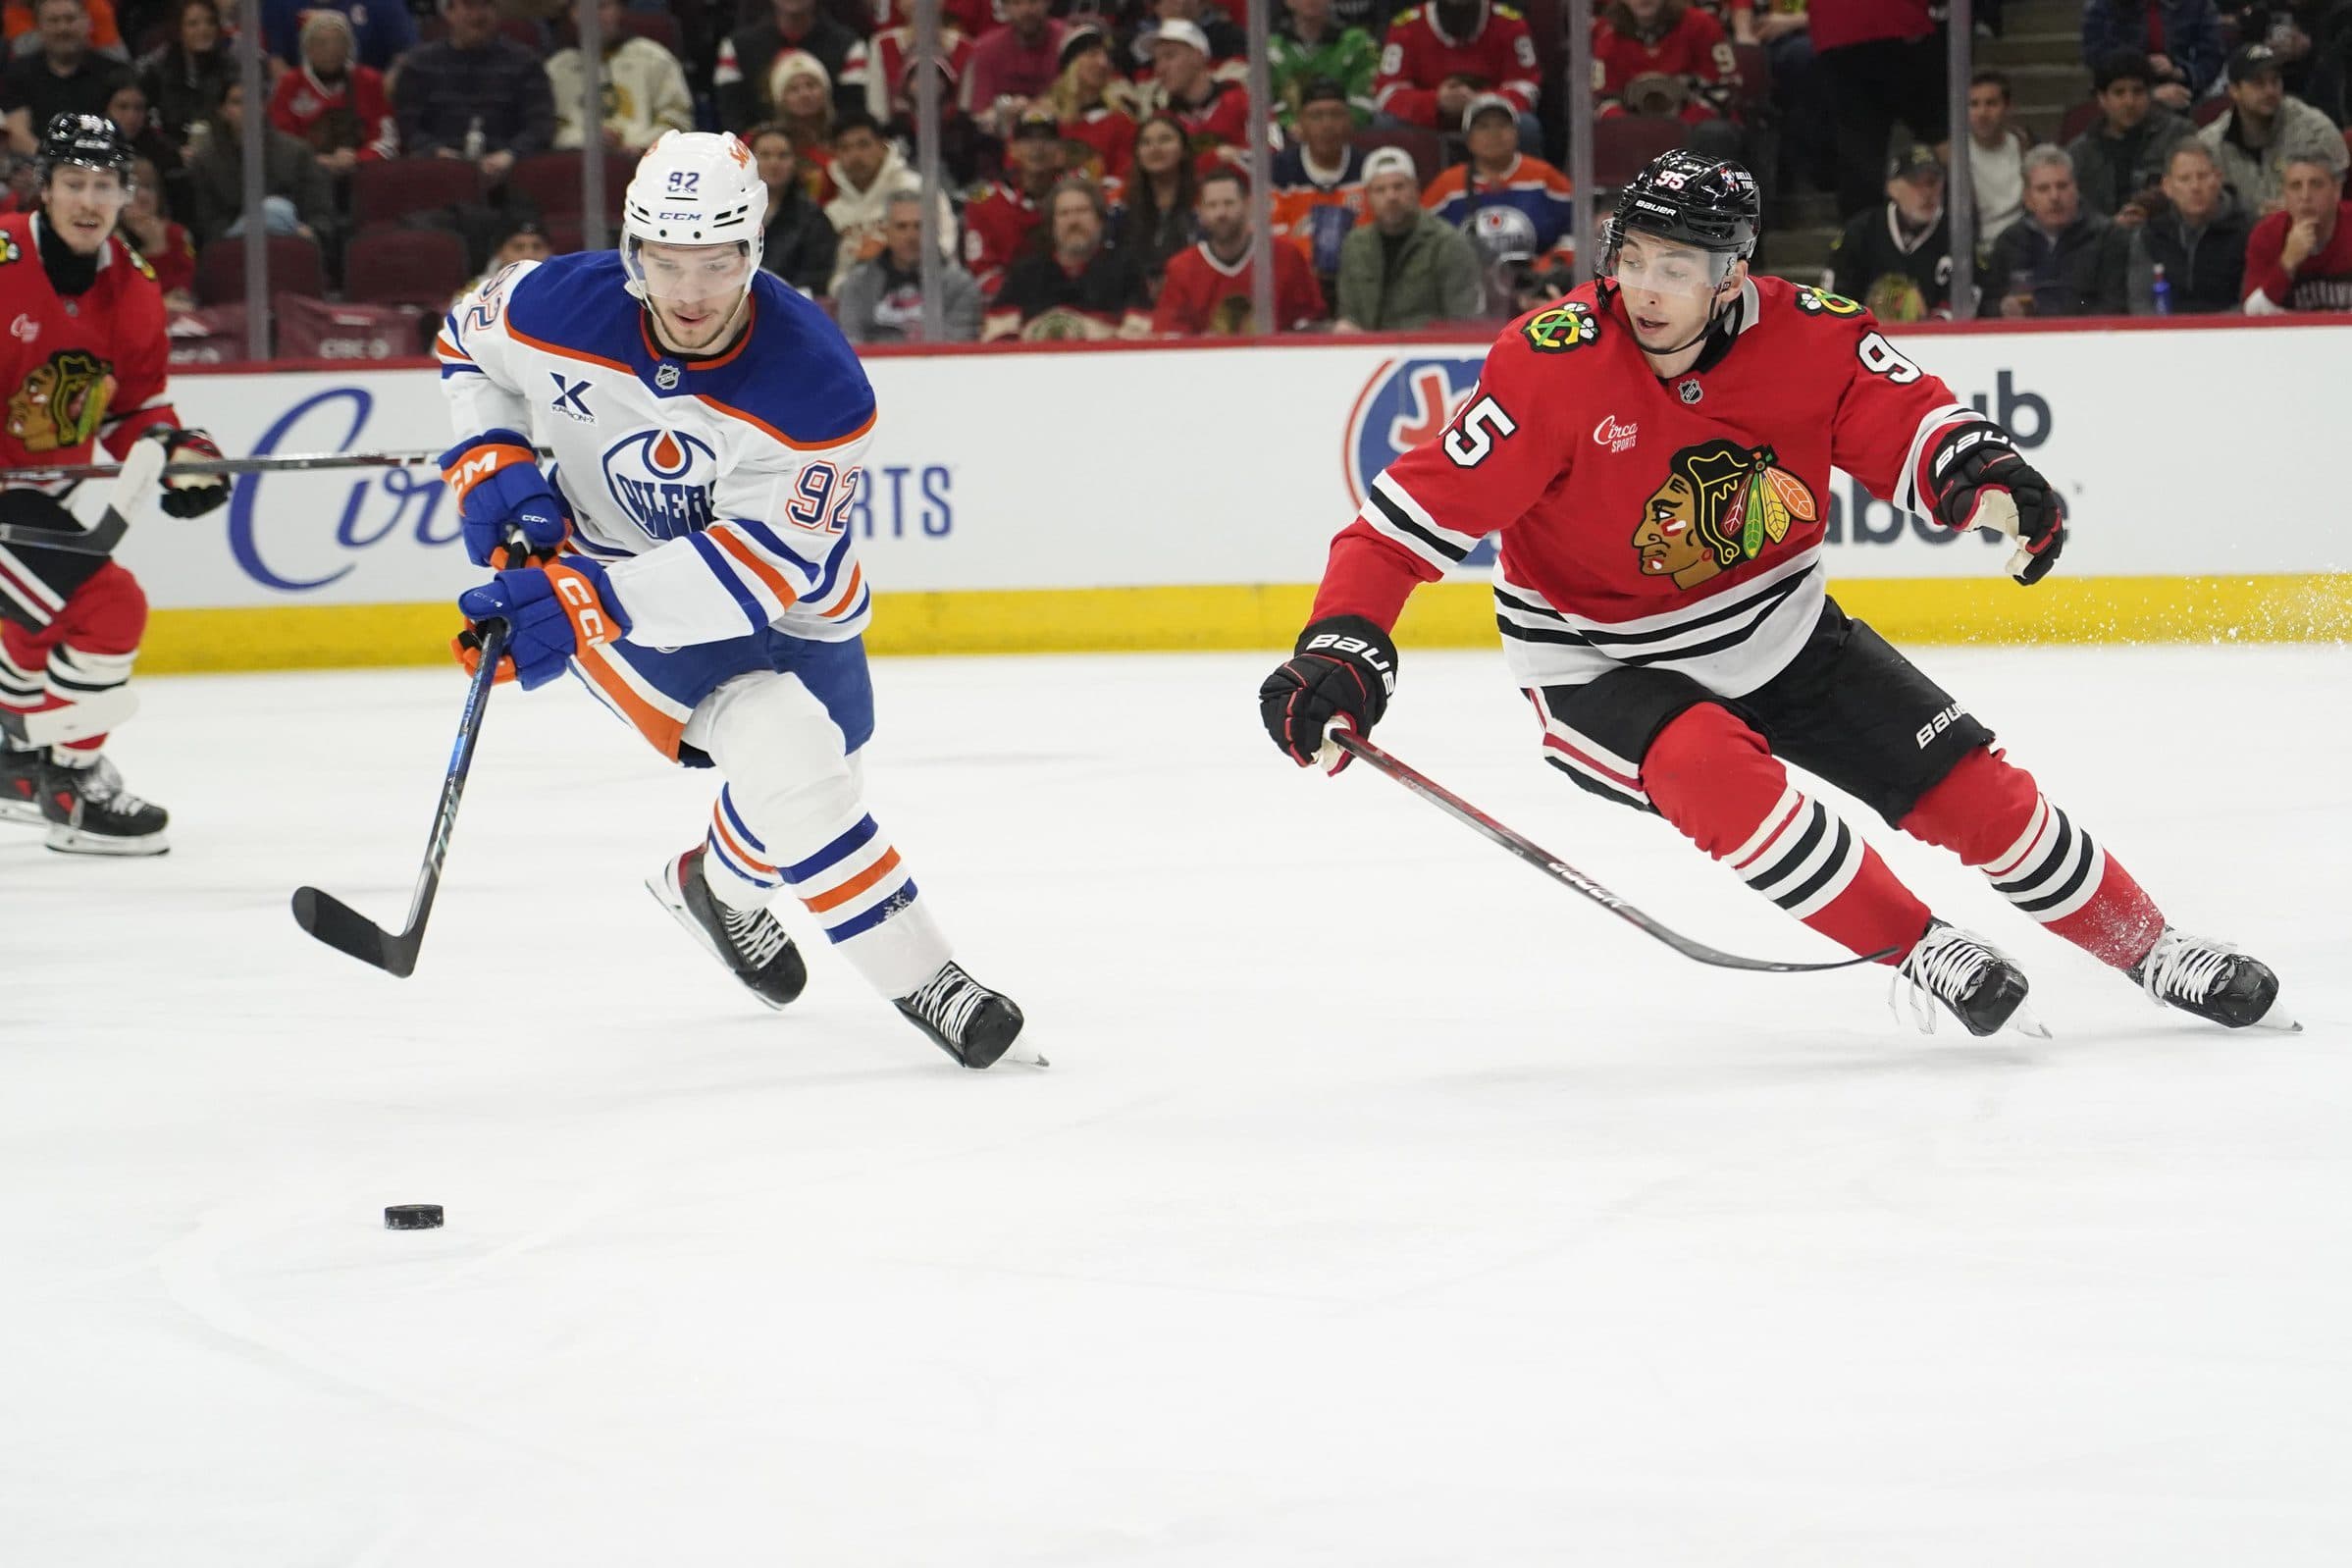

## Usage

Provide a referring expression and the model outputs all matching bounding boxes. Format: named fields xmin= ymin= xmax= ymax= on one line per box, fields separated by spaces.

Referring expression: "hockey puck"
xmin=384 ymin=1203 xmax=444 ymax=1230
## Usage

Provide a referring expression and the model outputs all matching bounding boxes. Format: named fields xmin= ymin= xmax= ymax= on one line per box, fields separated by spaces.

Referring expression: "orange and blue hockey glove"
xmin=454 ymin=555 xmax=631 ymax=691
xmin=440 ymin=429 xmax=568 ymax=567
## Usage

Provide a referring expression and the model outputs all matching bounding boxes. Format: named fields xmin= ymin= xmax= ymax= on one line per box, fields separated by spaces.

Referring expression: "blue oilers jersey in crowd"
xmin=440 ymin=252 xmax=876 ymax=650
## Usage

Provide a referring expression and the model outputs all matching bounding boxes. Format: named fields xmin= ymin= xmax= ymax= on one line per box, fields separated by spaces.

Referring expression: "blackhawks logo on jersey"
xmin=1521 ymin=300 xmax=1598 ymax=354
xmin=7 ymin=348 xmax=116 ymax=452
xmin=1632 ymin=439 xmax=1818 ymax=591
xmin=1793 ymin=285 xmax=1864 ymax=318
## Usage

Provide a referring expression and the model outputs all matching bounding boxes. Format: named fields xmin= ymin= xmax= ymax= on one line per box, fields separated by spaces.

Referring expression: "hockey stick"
xmin=2 ymin=445 xmax=552 ymax=487
xmin=1325 ymin=728 xmax=1894 ymax=974
xmin=290 ymin=619 xmax=507 ymax=978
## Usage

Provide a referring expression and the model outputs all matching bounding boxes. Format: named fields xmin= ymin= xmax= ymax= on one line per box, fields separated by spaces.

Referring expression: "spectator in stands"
xmin=883 ymin=55 xmax=985 ymax=191
xmin=865 ymin=15 xmax=975 ymax=127
xmin=1136 ymin=19 xmax=1249 ymax=160
xmin=714 ymin=0 xmax=869 ymax=131
xmin=2307 ymin=11 xmax=2352 ymax=127
xmin=750 ymin=122 xmax=837 ymax=296
xmin=2 ymin=0 xmax=120 ymax=157
xmin=1269 ymin=77 xmax=1366 ymax=299
xmin=1966 ymin=68 xmax=2030 ymax=246
xmin=1593 ymin=0 xmax=1741 ymax=155
xmin=120 ymin=155 xmax=193 ymax=308
xmin=2200 ymin=42 xmax=2348 ymax=214
xmin=1734 ymin=0 xmax=1830 ymax=188
xmin=261 ymin=0 xmax=414 ymax=77
xmin=548 ymin=0 xmax=692 ymax=152
xmin=1 ymin=0 xmax=121 ymax=61
xmin=1825 ymin=144 xmax=1956 ymax=321
xmin=825 ymin=108 xmax=953 ymax=295
xmin=964 ymin=110 xmax=1064 ymax=296
xmin=1424 ymin=93 xmax=1575 ymax=265
xmin=451 ymin=216 xmax=553 ymax=306
xmin=270 ymin=11 xmax=396 ymax=178
xmin=1372 ymin=0 xmax=1540 ymax=146
xmin=1153 ymin=167 xmax=1324 ymax=334
xmin=1114 ymin=111 xmax=1199 ymax=298
xmin=1270 ymin=0 xmax=1377 ymax=128
xmin=964 ymin=0 xmax=1063 ymax=137
xmin=2082 ymin=0 xmax=2223 ymax=109
xmin=2127 ymin=138 xmax=2249 ymax=312
xmin=2224 ymin=1 xmax=2322 ymax=94
xmin=105 ymin=77 xmax=183 ymax=210
xmin=766 ymin=50 xmax=836 ymax=198
xmin=2242 ymin=151 xmax=2352 ymax=310
xmin=1046 ymin=26 xmax=1136 ymax=180
xmin=1335 ymin=145 xmax=1480 ymax=330
xmin=187 ymin=78 xmax=334 ymax=244
xmin=1979 ymin=145 xmax=2127 ymax=317
xmin=986 ymin=176 xmax=1151 ymax=340
xmin=2067 ymin=52 xmax=2195 ymax=225
xmin=1130 ymin=0 xmax=1247 ymax=74
xmin=836 ymin=188 xmax=982 ymax=341
xmin=394 ymin=0 xmax=556 ymax=185
xmin=135 ymin=0 xmax=229 ymax=151
xmin=1811 ymin=0 xmax=1947 ymax=220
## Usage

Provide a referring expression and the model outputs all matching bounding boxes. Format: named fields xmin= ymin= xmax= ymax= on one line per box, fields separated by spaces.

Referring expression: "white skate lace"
xmin=2138 ymin=930 xmax=2234 ymax=1008
xmin=63 ymin=758 xmax=151 ymax=814
xmin=902 ymin=963 xmax=987 ymax=1044
xmin=1889 ymin=926 xmax=1998 ymax=1035
xmin=717 ymin=902 xmax=790 ymax=968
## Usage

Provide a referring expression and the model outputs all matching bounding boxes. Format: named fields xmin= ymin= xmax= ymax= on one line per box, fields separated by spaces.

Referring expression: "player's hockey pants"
xmin=0 ymin=548 xmax=145 ymax=758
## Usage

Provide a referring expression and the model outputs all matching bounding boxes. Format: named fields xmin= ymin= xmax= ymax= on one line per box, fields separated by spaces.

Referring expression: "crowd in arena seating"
xmin=0 ymin=0 xmax=2343 ymax=358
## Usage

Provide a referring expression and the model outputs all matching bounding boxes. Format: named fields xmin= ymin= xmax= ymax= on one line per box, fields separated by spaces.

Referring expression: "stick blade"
xmin=290 ymin=886 xmax=417 ymax=977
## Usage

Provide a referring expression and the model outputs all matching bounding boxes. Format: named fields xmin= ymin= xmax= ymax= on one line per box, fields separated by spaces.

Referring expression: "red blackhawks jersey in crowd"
xmin=0 ymin=213 xmax=180 ymax=485
xmin=1314 ymin=275 xmax=1976 ymax=696
xmin=961 ymin=180 xmax=1044 ymax=296
xmin=1593 ymin=4 xmax=1738 ymax=123
xmin=268 ymin=62 xmax=398 ymax=161
xmin=1151 ymin=237 xmax=1325 ymax=335
xmin=1372 ymin=0 xmax=1541 ymax=125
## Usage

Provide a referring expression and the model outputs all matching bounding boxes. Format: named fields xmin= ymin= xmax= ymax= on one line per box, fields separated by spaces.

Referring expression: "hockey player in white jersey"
xmin=438 ymin=130 xmax=1027 ymax=1069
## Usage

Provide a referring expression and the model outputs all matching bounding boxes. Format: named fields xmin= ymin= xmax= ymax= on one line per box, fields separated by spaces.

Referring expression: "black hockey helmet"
xmin=1605 ymin=149 xmax=1761 ymax=268
xmin=36 ymin=112 xmax=134 ymax=189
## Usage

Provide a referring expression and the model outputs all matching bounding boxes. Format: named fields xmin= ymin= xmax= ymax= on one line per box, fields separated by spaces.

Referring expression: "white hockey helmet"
xmin=620 ymin=130 xmax=766 ymax=304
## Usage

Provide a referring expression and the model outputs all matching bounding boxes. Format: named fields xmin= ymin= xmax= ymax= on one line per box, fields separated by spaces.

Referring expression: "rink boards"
xmin=128 ymin=316 xmax=2351 ymax=672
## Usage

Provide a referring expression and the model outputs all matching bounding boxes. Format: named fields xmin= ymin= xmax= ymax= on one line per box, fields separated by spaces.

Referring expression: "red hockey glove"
xmin=1259 ymin=615 xmax=1397 ymax=774
xmin=148 ymin=426 xmax=230 ymax=518
xmin=1921 ymin=421 xmax=2066 ymax=586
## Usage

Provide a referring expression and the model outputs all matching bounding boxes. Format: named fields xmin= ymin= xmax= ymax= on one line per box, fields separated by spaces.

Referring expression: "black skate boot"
xmin=646 ymin=844 xmax=808 ymax=1009
xmin=895 ymin=962 xmax=1032 ymax=1069
xmin=0 ymin=746 xmax=41 ymax=826
xmin=39 ymin=756 xmax=168 ymax=856
xmin=1893 ymin=919 xmax=2046 ymax=1038
xmin=2129 ymin=928 xmax=2297 ymax=1031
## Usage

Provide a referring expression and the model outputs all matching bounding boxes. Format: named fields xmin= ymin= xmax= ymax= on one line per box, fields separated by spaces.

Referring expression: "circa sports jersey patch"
xmin=1521 ymin=301 xmax=1598 ymax=353
xmin=1632 ymin=439 xmax=1818 ymax=591
xmin=601 ymin=427 xmax=719 ymax=542
xmin=6 ymin=347 xmax=115 ymax=452
xmin=1793 ymin=285 xmax=1864 ymax=318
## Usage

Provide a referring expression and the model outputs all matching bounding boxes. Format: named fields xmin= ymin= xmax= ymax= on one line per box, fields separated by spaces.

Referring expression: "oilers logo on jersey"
xmin=602 ymin=427 xmax=719 ymax=542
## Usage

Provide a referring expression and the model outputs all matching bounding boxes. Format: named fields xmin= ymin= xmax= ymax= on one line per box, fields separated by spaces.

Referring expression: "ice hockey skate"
xmin=647 ymin=844 xmax=809 ymax=1010
xmin=37 ymin=755 xmax=167 ymax=856
xmin=2131 ymin=928 xmax=2297 ymax=1031
xmin=895 ymin=961 xmax=1036 ymax=1069
xmin=1893 ymin=919 xmax=2047 ymax=1038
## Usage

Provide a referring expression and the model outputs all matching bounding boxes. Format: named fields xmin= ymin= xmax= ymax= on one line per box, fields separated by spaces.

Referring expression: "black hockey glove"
xmin=148 ymin=426 xmax=231 ymax=519
xmin=1921 ymin=421 xmax=2065 ymax=585
xmin=1259 ymin=615 xmax=1397 ymax=774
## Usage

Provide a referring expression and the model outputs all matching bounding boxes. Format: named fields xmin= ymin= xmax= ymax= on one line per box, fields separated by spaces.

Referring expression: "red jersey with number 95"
xmin=1313 ymin=274 xmax=1980 ymax=697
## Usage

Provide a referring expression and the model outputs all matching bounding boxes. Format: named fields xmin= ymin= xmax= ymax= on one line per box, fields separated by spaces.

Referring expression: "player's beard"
xmin=648 ymin=290 xmax=749 ymax=355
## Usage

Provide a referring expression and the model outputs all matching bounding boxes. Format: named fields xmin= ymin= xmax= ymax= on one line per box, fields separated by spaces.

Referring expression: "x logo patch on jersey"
xmin=549 ymin=374 xmax=594 ymax=421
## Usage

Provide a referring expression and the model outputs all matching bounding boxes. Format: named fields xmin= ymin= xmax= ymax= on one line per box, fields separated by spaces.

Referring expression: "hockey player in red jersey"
xmin=1260 ymin=150 xmax=2292 ymax=1037
xmin=0 ymin=115 xmax=228 ymax=856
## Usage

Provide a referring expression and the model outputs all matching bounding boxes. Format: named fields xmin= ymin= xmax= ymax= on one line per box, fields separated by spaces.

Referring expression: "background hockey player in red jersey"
xmin=0 ymin=114 xmax=227 ymax=856
xmin=1261 ymin=150 xmax=2292 ymax=1037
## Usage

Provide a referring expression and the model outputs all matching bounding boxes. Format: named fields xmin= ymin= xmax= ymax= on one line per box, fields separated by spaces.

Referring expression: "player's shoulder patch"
xmin=122 ymin=242 xmax=156 ymax=283
xmin=1390 ymin=6 xmax=1422 ymax=26
xmin=0 ymin=230 xmax=22 ymax=266
xmin=1520 ymin=298 xmax=1601 ymax=354
xmin=1790 ymin=283 xmax=1866 ymax=319
xmin=1494 ymin=4 xmax=1525 ymax=19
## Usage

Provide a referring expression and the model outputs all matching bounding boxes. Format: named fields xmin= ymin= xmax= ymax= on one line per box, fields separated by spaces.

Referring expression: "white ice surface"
xmin=5 ymin=645 xmax=2348 ymax=1567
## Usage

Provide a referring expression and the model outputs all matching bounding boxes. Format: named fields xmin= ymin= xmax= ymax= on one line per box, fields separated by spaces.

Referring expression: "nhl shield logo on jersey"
xmin=1632 ymin=440 xmax=1818 ymax=591
xmin=601 ymin=427 xmax=718 ymax=542
xmin=1342 ymin=355 xmax=1496 ymax=569
xmin=7 ymin=348 xmax=115 ymax=452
